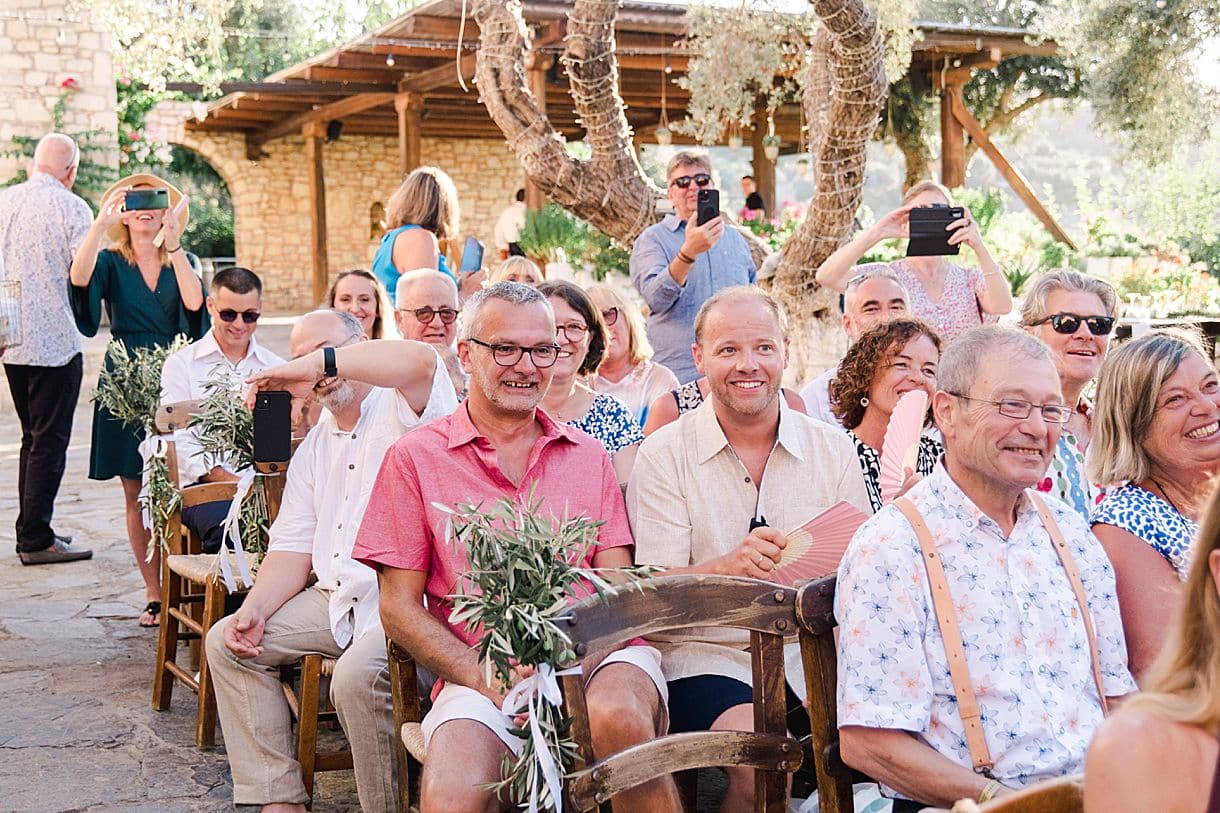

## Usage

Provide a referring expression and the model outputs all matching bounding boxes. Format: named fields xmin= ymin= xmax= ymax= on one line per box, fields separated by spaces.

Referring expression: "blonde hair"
xmin=111 ymin=225 xmax=169 ymax=268
xmin=586 ymin=283 xmax=653 ymax=366
xmin=1020 ymin=269 xmax=1119 ymax=324
xmin=489 ymin=256 xmax=543 ymax=286
xmin=386 ymin=166 xmax=459 ymax=241
xmin=694 ymin=285 xmax=788 ymax=346
xmin=1123 ymin=479 xmax=1220 ymax=731
xmin=1087 ymin=328 xmax=1211 ymax=486
xmin=901 ymin=180 xmax=953 ymax=205
xmin=665 ymin=149 xmax=712 ymax=178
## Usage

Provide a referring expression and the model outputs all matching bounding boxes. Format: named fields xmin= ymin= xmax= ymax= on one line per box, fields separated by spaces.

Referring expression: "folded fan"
xmin=772 ymin=500 xmax=870 ymax=586
xmin=879 ymin=389 xmax=928 ymax=504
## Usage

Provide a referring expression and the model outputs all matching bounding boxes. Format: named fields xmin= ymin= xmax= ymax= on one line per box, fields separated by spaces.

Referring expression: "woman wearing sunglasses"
xmin=69 ymin=173 xmax=208 ymax=626
xmin=1088 ymin=328 xmax=1220 ymax=682
xmin=586 ymin=283 xmax=679 ymax=426
xmin=1020 ymin=270 xmax=1119 ymax=519
xmin=814 ymin=181 xmax=1012 ymax=344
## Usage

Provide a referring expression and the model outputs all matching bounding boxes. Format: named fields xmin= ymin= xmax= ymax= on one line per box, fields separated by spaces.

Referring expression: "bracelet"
xmin=978 ymin=779 xmax=1002 ymax=803
xmin=165 ymin=244 xmax=183 ymax=254
xmin=676 ymin=251 xmax=696 ymax=265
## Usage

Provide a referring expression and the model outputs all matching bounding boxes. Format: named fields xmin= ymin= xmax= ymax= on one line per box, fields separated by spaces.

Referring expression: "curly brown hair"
xmin=830 ymin=318 xmax=942 ymax=429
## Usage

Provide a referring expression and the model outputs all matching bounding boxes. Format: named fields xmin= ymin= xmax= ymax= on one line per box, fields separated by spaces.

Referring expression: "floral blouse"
xmin=1091 ymin=485 xmax=1197 ymax=581
xmin=1036 ymin=402 xmax=1105 ymax=520
xmin=566 ymin=393 xmax=644 ymax=456
xmin=847 ymin=430 xmax=944 ymax=513
xmin=856 ymin=260 xmax=995 ymax=344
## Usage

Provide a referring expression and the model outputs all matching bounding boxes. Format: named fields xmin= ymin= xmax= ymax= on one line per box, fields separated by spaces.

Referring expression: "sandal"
xmin=139 ymin=601 xmax=162 ymax=628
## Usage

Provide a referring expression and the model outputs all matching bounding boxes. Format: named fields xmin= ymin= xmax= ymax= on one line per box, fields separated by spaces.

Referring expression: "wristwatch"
xmin=322 ymin=346 xmax=337 ymax=378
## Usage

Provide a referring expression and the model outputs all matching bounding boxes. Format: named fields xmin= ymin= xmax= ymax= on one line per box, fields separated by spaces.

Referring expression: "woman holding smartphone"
xmin=69 ymin=173 xmax=208 ymax=628
xmin=814 ymin=181 xmax=1011 ymax=344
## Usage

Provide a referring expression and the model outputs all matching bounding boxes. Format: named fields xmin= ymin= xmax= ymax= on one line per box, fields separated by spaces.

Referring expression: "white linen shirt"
xmin=835 ymin=462 xmax=1136 ymax=798
xmin=798 ymin=366 xmax=840 ymax=427
xmin=159 ymin=330 xmax=284 ymax=484
xmin=627 ymin=397 xmax=871 ymax=697
xmin=268 ymin=355 xmax=459 ymax=648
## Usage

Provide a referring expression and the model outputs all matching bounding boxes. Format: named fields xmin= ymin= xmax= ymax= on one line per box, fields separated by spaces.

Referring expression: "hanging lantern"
xmin=655 ymin=56 xmax=673 ymax=147
xmin=764 ymin=144 xmax=780 ymax=160
xmin=655 ymin=125 xmax=673 ymax=146
xmin=727 ymin=122 xmax=743 ymax=150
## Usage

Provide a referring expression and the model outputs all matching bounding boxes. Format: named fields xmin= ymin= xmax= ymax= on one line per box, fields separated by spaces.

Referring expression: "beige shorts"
xmin=421 ymin=645 xmax=669 ymax=755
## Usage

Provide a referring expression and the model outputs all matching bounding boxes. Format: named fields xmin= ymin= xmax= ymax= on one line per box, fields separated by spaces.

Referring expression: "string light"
xmin=385 ymin=54 xmax=395 ymax=66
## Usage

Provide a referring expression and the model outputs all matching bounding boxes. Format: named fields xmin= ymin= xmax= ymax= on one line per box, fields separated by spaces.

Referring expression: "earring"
xmin=860 ymin=396 xmax=869 ymax=407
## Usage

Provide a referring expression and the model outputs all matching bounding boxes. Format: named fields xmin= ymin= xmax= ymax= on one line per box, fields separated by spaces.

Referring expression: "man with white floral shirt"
xmin=835 ymin=326 xmax=1136 ymax=811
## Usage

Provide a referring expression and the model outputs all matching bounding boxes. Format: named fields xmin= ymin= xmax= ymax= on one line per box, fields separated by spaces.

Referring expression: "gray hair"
xmin=843 ymin=267 xmax=909 ymax=312
xmin=1020 ymin=269 xmax=1119 ymax=325
xmin=693 ymin=285 xmax=788 ymax=346
xmin=395 ymin=267 xmax=457 ymax=305
xmin=312 ymin=308 xmax=365 ymax=343
xmin=666 ymin=149 xmax=712 ymax=178
xmin=937 ymin=325 xmax=1053 ymax=397
xmin=1087 ymin=328 xmax=1211 ymax=486
xmin=456 ymin=281 xmax=550 ymax=341
xmin=33 ymin=133 xmax=78 ymax=172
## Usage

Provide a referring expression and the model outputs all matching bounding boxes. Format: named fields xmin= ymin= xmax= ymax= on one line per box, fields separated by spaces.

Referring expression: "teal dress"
xmin=70 ymin=249 xmax=209 ymax=480
xmin=371 ymin=224 xmax=454 ymax=305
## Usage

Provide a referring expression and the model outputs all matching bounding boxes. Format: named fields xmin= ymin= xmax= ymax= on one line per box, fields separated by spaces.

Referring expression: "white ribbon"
xmin=217 ymin=468 xmax=256 ymax=591
xmin=499 ymin=663 xmax=582 ymax=813
xmin=136 ymin=434 xmax=169 ymax=531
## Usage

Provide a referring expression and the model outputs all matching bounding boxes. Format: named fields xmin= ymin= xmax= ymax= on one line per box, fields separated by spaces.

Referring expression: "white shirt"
xmin=493 ymin=201 xmax=526 ymax=250
xmin=268 ymin=353 xmax=459 ymax=647
xmin=159 ymin=330 xmax=284 ymax=484
xmin=627 ymin=397 xmax=871 ymax=695
xmin=798 ymin=366 xmax=840 ymax=427
xmin=593 ymin=359 xmax=680 ymax=425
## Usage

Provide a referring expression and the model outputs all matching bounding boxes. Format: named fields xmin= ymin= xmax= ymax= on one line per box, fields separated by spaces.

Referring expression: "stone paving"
xmin=0 ymin=321 xmax=361 ymax=812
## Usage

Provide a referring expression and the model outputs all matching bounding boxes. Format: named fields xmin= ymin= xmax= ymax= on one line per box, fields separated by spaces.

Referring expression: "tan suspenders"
xmin=894 ymin=492 xmax=1109 ymax=775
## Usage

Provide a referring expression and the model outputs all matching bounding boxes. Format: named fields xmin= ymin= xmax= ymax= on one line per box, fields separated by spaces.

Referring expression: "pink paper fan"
xmin=879 ymin=389 xmax=928 ymax=504
xmin=772 ymin=500 xmax=870 ymax=586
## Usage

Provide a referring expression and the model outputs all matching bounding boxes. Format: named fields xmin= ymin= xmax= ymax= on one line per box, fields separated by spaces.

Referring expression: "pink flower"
xmin=129 ymin=129 xmax=141 ymax=142
xmin=60 ymin=77 xmax=81 ymax=91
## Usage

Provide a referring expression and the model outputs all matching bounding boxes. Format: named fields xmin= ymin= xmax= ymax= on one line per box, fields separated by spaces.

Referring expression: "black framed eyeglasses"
xmin=218 ymin=309 xmax=260 ymax=324
xmin=400 ymin=306 xmax=459 ymax=325
xmin=556 ymin=321 xmax=589 ymax=340
xmin=947 ymin=392 xmax=1074 ymax=424
xmin=669 ymin=173 xmax=712 ymax=189
xmin=467 ymin=337 xmax=561 ymax=368
xmin=600 ymin=307 xmax=619 ymax=326
xmin=1032 ymin=313 xmax=1116 ymax=336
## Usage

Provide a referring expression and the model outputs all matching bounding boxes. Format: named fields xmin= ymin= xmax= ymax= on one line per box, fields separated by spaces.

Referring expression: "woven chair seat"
xmin=166 ymin=553 xmax=254 ymax=590
xmin=400 ymin=722 xmax=427 ymax=762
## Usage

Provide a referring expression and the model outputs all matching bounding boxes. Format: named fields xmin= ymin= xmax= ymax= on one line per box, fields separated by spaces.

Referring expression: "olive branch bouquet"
xmin=93 ymin=335 xmax=189 ymax=555
xmin=442 ymin=489 xmax=654 ymax=812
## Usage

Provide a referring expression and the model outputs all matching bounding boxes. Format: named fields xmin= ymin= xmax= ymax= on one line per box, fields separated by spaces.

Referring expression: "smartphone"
xmin=124 ymin=188 xmax=170 ymax=211
xmin=696 ymin=188 xmax=720 ymax=226
xmin=906 ymin=204 xmax=965 ymax=257
xmin=252 ymin=390 xmax=292 ymax=463
xmin=459 ymin=235 xmax=485 ymax=274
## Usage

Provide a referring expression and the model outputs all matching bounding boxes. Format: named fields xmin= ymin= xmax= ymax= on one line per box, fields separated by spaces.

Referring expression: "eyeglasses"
xmin=218 ymin=309 xmax=260 ymax=324
xmin=947 ymin=393 xmax=1074 ymax=424
xmin=556 ymin=321 xmax=589 ymax=340
xmin=600 ymin=307 xmax=619 ymax=326
xmin=668 ymin=173 xmax=713 ymax=190
xmin=1032 ymin=313 xmax=1116 ymax=336
xmin=400 ymin=306 xmax=459 ymax=325
xmin=468 ymin=337 xmax=561 ymax=368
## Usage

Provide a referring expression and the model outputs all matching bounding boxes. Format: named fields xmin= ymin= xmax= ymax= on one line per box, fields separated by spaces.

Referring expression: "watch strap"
xmin=322 ymin=346 xmax=337 ymax=378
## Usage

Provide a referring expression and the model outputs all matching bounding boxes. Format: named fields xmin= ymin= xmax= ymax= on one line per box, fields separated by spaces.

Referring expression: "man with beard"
xmin=834 ymin=326 xmax=1135 ymax=811
xmin=626 ymin=285 xmax=869 ymax=813
xmin=204 ymin=308 xmax=457 ymax=813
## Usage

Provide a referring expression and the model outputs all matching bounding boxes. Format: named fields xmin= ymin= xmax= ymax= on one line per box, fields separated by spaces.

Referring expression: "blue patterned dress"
xmin=1090 ymin=484 xmax=1197 ymax=580
xmin=566 ymin=393 xmax=643 ymax=456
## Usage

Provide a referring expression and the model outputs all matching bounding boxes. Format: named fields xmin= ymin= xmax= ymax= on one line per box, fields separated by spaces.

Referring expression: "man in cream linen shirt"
xmin=205 ymin=309 xmax=457 ymax=813
xmin=627 ymin=286 xmax=870 ymax=813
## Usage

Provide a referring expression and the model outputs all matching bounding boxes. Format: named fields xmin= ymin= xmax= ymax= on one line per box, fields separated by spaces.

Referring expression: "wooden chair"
xmin=387 ymin=641 xmax=425 ymax=813
xmin=278 ymin=653 xmax=356 ymax=806
xmin=953 ymin=775 xmax=1083 ymax=813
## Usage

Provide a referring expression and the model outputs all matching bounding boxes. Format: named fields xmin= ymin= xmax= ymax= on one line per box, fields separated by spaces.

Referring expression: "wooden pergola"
xmin=183 ymin=0 xmax=1070 ymax=300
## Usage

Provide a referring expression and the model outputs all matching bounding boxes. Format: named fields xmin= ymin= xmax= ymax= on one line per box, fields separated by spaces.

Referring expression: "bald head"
xmin=290 ymin=309 xmax=364 ymax=359
xmin=32 ymin=134 xmax=79 ymax=187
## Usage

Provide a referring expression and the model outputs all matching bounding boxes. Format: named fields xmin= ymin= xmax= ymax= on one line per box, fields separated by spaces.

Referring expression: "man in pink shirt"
xmin=353 ymin=282 xmax=679 ymax=812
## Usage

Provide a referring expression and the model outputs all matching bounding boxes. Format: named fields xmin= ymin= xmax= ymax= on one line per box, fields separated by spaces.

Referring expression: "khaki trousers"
xmin=205 ymin=585 xmax=397 ymax=811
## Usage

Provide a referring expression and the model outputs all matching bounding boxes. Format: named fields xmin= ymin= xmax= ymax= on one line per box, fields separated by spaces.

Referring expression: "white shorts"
xmin=421 ymin=645 xmax=669 ymax=755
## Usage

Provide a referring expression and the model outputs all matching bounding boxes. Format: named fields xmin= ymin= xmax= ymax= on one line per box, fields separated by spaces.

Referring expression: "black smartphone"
xmin=124 ymin=188 xmax=169 ymax=211
xmin=459 ymin=235 xmax=485 ymax=274
xmin=906 ymin=204 xmax=965 ymax=257
xmin=696 ymin=188 xmax=720 ymax=226
xmin=252 ymin=390 xmax=292 ymax=463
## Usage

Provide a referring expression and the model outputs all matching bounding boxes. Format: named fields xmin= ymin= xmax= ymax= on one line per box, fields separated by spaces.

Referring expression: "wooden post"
xmin=303 ymin=122 xmax=329 ymax=304
xmin=939 ymin=71 xmax=967 ymax=188
xmin=394 ymin=92 xmax=423 ymax=177
xmin=750 ymin=106 xmax=777 ymax=216
xmin=524 ymin=51 xmax=554 ymax=211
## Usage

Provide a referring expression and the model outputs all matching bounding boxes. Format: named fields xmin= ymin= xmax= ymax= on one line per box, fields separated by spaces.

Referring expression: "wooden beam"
xmin=398 ymin=52 xmax=478 ymax=93
xmin=524 ymin=50 xmax=554 ymax=212
xmin=302 ymin=121 xmax=330 ymax=303
xmin=165 ymin=80 xmax=394 ymax=95
xmin=395 ymin=92 xmax=425 ymax=176
xmin=947 ymin=87 xmax=1077 ymax=249
xmin=751 ymin=105 xmax=777 ymax=216
xmin=939 ymin=72 xmax=967 ymax=188
xmin=247 ymin=92 xmax=395 ymax=148
xmin=302 ymin=65 xmax=405 ymax=84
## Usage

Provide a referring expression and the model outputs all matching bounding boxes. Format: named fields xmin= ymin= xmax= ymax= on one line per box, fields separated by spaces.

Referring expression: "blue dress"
xmin=371 ymin=224 xmax=454 ymax=305
xmin=566 ymin=394 xmax=644 ymax=456
xmin=1090 ymin=484 xmax=1197 ymax=580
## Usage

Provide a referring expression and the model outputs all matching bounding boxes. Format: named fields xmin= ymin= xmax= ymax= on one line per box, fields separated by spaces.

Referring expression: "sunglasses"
xmin=1034 ymin=313 xmax=1116 ymax=336
xmin=669 ymin=173 xmax=712 ymax=190
xmin=218 ymin=309 xmax=260 ymax=324
xmin=400 ymin=306 xmax=459 ymax=325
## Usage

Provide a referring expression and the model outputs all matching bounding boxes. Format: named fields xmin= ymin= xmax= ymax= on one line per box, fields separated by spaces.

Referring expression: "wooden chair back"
xmin=793 ymin=575 xmax=859 ymax=813
xmin=964 ymin=775 xmax=1083 ymax=813
xmin=559 ymin=574 xmax=803 ymax=813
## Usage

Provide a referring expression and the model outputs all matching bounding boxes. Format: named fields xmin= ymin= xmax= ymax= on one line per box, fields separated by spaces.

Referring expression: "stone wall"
xmin=149 ymin=105 xmax=526 ymax=313
xmin=0 ymin=1 xmax=118 ymax=181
